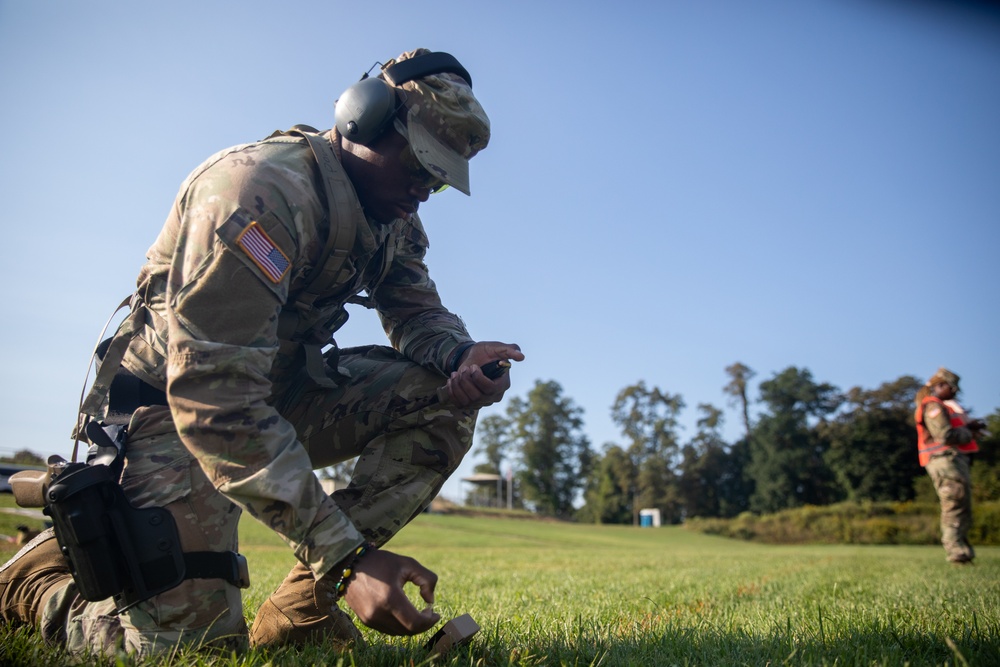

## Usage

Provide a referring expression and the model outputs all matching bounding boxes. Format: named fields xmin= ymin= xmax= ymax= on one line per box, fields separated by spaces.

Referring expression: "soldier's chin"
xmin=392 ymin=203 xmax=417 ymax=222
xmin=367 ymin=203 xmax=409 ymax=225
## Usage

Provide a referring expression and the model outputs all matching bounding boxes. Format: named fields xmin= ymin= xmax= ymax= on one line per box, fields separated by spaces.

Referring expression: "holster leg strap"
xmin=183 ymin=552 xmax=250 ymax=589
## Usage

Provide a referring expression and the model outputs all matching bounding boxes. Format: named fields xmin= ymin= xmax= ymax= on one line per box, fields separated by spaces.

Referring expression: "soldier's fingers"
xmin=391 ymin=601 xmax=440 ymax=634
xmin=500 ymin=343 xmax=525 ymax=361
xmin=469 ymin=365 xmax=501 ymax=392
xmin=446 ymin=375 xmax=475 ymax=407
xmin=405 ymin=565 xmax=438 ymax=605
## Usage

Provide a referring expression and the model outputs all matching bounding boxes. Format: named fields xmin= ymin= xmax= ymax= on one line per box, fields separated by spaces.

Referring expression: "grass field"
xmin=2 ymin=494 xmax=998 ymax=666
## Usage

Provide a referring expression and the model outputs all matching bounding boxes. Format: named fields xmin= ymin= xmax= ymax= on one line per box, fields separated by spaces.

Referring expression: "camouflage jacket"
xmin=113 ymin=129 xmax=472 ymax=577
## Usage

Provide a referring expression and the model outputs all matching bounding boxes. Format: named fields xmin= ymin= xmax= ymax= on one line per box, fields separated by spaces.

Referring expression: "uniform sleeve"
xmin=923 ymin=401 xmax=974 ymax=446
xmin=370 ymin=215 xmax=472 ymax=374
xmin=162 ymin=150 xmax=364 ymax=580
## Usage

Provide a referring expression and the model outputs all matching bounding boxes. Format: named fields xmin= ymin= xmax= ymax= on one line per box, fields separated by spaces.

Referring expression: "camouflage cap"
xmin=928 ymin=367 xmax=960 ymax=391
xmin=387 ymin=49 xmax=490 ymax=195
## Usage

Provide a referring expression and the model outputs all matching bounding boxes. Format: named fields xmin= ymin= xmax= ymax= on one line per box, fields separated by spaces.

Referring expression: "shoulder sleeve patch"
xmin=216 ymin=208 xmax=294 ymax=287
xmin=236 ymin=221 xmax=291 ymax=283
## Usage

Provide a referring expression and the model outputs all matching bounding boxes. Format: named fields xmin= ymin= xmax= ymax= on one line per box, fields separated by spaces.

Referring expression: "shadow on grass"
xmin=3 ymin=621 xmax=999 ymax=667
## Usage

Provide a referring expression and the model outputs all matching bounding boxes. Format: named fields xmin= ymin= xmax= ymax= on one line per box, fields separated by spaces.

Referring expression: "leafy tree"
xmin=638 ymin=454 xmax=683 ymax=523
xmin=723 ymin=362 xmax=756 ymax=441
xmin=758 ymin=366 xmax=840 ymax=417
xmin=676 ymin=404 xmax=753 ymax=519
xmin=677 ymin=443 xmax=718 ymax=519
xmin=676 ymin=404 xmax=725 ymax=518
xmin=689 ymin=403 xmax=725 ymax=454
xmin=970 ymin=407 xmax=1000 ymax=503
xmin=611 ymin=382 xmax=685 ymax=463
xmin=473 ymin=413 xmax=512 ymax=474
xmin=465 ymin=413 xmax=519 ymax=507
xmin=747 ymin=367 xmax=841 ymax=513
xmin=610 ymin=382 xmax=685 ymax=523
xmin=580 ymin=444 xmax=636 ymax=524
xmin=506 ymin=380 xmax=592 ymax=518
xmin=717 ymin=437 xmax=754 ymax=517
xmin=819 ymin=376 xmax=923 ymax=501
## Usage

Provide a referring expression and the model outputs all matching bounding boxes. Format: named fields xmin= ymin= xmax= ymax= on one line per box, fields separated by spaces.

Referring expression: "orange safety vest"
xmin=915 ymin=396 xmax=979 ymax=466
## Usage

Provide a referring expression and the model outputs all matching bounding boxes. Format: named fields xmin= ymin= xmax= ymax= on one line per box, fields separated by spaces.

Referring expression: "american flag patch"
xmin=236 ymin=221 xmax=290 ymax=283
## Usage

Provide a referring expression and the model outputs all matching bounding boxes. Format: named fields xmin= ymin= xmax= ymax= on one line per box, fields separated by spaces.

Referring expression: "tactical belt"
xmin=105 ymin=367 xmax=168 ymax=424
xmin=94 ymin=334 xmax=168 ymax=425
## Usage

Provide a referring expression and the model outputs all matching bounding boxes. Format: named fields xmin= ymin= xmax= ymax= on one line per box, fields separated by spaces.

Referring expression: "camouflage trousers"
xmin=39 ymin=345 xmax=476 ymax=657
xmin=925 ymin=450 xmax=975 ymax=563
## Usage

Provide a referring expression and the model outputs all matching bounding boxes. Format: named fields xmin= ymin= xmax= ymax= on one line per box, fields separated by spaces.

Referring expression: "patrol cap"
xmin=389 ymin=49 xmax=490 ymax=196
xmin=928 ymin=367 xmax=960 ymax=391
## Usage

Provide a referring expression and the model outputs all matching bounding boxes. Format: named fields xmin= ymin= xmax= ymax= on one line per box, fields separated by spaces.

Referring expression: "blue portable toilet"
xmin=638 ymin=508 xmax=661 ymax=527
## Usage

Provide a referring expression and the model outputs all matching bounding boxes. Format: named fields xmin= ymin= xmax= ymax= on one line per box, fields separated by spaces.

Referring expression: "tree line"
xmin=471 ymin=363 xmax=1000 ymax=523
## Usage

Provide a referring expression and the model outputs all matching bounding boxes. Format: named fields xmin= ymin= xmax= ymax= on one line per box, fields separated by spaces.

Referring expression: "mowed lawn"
xmin=2 ymin=495 xmax=999 ymax=666
xmin=242 ymin=511 xmax=999 ymax=666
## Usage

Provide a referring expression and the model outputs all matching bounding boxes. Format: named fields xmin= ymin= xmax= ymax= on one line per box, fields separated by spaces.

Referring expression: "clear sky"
xmin=1 ymin=0 xmax=998 ymax=502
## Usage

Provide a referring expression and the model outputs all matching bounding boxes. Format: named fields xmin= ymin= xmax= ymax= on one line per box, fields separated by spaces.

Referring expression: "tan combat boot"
xmin=249 ymin=561 xmax=364 ymax=649
xmin=0 ymin=528 xmax=74 ymax=627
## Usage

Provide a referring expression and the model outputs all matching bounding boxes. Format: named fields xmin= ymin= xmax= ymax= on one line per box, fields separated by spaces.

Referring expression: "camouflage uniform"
xmin=26 ymin=53 xmax=490 ymax=657
xmin=916 ymin=368 xmax=979 ymax=564
xmin=921 ymin=398 xmax=976 ymax=563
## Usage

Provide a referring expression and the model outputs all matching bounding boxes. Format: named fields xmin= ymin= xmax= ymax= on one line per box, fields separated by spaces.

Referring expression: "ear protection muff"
xmin=335 ymin=51 xmax=472 ymax=146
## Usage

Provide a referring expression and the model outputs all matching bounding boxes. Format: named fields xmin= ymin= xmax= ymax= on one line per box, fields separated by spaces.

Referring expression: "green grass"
xmin=0 ymin=491 xmax=47 ymax=543
xmin=1 ymin=493 xmax=998 ymax=666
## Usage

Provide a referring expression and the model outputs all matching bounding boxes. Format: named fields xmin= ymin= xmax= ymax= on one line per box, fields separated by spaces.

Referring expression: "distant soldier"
xmin=914 ymin=368 xmax=986 ymax=564
xmin=0 ymin=48 xmax=522 ymax=658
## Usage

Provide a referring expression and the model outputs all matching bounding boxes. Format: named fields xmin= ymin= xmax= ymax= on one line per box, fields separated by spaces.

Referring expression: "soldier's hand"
xmin=342 ymin=549 xmax=440 ymax=636
xmin=442 ymin=341 xmax=523 ymax=409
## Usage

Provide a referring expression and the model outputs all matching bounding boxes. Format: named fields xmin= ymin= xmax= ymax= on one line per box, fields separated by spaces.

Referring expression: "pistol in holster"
xmin=10 ymin=420 xmax=249 ymax=612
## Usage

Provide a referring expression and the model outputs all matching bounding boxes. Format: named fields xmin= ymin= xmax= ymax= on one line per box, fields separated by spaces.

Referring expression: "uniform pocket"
xmin=120 ymin=435 xmax=193 ymax=509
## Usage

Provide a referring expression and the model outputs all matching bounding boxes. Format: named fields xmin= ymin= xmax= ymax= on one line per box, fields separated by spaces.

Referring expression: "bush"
xmin=971 ymin=500 xmax=1000 ymax=544
xmin=686 ymin=500 xmax=1000 ymax=545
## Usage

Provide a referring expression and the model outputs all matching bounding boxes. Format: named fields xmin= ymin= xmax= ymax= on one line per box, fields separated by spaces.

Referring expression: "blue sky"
xmin=1 ymin=0 xmax=998 ymax=501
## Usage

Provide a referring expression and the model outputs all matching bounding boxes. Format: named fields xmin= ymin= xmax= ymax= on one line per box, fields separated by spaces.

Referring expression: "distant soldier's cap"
xmin=389 ymin=48 xmax=490 ymax=196
xmin=927 ymin=367 xmax=960 ymax=391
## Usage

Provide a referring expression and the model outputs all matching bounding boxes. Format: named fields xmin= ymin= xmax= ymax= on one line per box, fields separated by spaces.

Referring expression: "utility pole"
xmin=506 ymin=466 xmax=513 ymax=510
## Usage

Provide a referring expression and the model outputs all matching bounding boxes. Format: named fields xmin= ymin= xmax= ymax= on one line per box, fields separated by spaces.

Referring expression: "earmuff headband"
xmin=382 ymin=52 xmax=472 ymax=89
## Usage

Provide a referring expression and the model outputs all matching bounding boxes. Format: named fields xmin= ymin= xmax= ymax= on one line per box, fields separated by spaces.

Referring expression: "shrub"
xmin=686 ymin=500 xmax=1000 ymax=545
